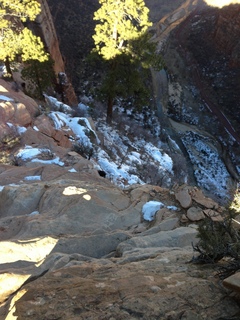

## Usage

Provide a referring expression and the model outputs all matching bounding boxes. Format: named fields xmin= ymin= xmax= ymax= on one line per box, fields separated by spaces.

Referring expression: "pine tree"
xmin=0 ymin=0 xmax=48 ymax=75
xmin=92 ymin=0 xmax=163 ymax=123
xmin=21 ymin=58 xmax=55 ymax=99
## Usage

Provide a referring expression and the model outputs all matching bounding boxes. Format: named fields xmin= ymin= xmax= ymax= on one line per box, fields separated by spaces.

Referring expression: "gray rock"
xmin=0 ymin=184 xmax=45 ymax=217
xmin=223 ymin=272 xmax=240 ymax=293
xmin=141 ymin=217 xmax=179 ymax=236
xmin=116 ymin=227 xmax=198 ymax=256
xmin=175 ymin=188 xmax=192 ymax=208
xmin=53 ymin=231 xmax=130 ymax=258
xmin=187 ymin=206 xmax=205 ymax=221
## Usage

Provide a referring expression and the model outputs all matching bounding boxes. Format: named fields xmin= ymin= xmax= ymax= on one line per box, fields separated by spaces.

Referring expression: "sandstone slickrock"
xmin=1 ymin=161 xmax=239 ymax=319
xmin=0 ymin=81 xmax=239 ymax=319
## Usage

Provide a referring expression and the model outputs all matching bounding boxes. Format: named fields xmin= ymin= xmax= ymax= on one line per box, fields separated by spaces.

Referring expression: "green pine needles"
xmin=93 ymin=0 xmax=152 ymax=60
xmin=0 ymin=0 xmax=48 ymax=66
xmin=92 ymin=0 xmax=163 ymax=123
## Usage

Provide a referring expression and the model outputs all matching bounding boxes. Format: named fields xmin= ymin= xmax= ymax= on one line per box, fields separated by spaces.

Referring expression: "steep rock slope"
xmin=182 ymin=4 xmax=240 ymax=129
xmin=0 ymin=79 xmax=240 ymax=319
xmin=47 ymin=0 xmax=99 ymax=91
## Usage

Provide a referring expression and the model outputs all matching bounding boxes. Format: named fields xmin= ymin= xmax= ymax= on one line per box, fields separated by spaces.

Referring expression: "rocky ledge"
xmin=1 ymin=166 xmax=240 ymax=320
xmin=0 ymin=80 xmax=240 ymax=319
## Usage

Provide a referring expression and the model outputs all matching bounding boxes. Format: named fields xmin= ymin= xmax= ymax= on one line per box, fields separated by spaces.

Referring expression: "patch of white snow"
xmin=142 ymin=201 xmax=164 ymax=221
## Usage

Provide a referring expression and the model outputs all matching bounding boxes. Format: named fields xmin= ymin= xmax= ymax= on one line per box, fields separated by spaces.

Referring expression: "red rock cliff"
xmin=33 ymin=0 xmax=78 ymax=105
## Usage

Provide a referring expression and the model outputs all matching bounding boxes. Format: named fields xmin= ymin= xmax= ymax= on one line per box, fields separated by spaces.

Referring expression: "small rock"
xmin=223 ymin=272 xmax=240 ymax=293
xmin=158 ymin=218 xmax=179 ymax=231
xmin=191 ymin=188 xmax=219 ymax=209
xmin=175 ymin=189 xmax=192 ymax=208
xmin=187 ymin=207 xmax=205 ymax=221
xmin=203 ymin=209 xmax=223 ymax=222
xmin=181 ymin=214 xmax=189 ymax=223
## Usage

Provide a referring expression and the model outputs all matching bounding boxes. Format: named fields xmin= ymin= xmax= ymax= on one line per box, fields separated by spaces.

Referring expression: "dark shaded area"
xmin=173 ymin=4 xmax=240 ymax=132
xmin=47 ymin=0 xmax=100 ymax=93
xmin=98 ymin=170 xmax=106 ymax=178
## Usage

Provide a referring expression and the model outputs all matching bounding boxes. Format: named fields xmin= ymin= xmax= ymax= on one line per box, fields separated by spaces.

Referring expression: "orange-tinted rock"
xmin=190 ymin=188 xmax=220 ymax=209
xmin=175 ymin=188 xmax=192 ymax=208
xmin=203 ymin=209 xmax=224 ymax=222
xmin=187 ymin=206 xmax=205 ymax=221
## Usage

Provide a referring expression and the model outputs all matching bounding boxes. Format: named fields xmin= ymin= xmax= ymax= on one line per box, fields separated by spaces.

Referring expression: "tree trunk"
xmin=4 ymin=56 xmax=13 ymax=79
xmin=106 ymin=59 xmax=118 ymax=124
xmin=107 ymin=96 xmax=113 ymax=124
xmin=35 ymin=64 xmax=43 ymax=98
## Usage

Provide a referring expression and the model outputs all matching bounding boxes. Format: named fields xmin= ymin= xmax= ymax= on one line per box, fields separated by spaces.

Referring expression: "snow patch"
xmin=0 ymin=95 xmax=14 ymax=102
xmin=142 ymin=201 xmax=164 ymax=221
xmin=24 ymin=176 xmax=41 ymax=181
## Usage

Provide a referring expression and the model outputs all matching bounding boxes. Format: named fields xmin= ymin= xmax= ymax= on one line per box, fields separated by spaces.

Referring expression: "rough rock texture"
xmin=175 ymin=187 xmax=192 ymax=208
xmin=0 ymin=85 xmax=238 ymax=317
xmin=1 ymin=52 xmax=240 ymax=320
xmin=0 ymin=79 xmax=39 ymax=122
xmin=0 ymin=159 xmax=240 ymax=319
xmin=171 ymin=3 xmax=240 ymax=132
xmin=0 ymin=79 xmax=39 ymax=148
xmin=223 ymin=272 xmax=240 ymax=293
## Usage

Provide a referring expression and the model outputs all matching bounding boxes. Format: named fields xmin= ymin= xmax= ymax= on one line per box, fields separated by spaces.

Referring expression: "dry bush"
xmin=192 ymin=200 xmax=240 ymax=279
xmin=0 ymin=126 xmax=21 ymax=165
xmin=72 ymin=139 xmax=93 ymax=160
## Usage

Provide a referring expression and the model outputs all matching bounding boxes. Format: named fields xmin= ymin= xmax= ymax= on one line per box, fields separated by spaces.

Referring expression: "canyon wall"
xmin=213 ymin=5 xmax=240 ymax=66
xmin=32 ymin=0 xmax=78 ymax=105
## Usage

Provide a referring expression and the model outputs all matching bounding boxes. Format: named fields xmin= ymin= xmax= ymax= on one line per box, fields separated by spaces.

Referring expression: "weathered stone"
xmin=3 ymin=248 xmax=238 ymax=320
xmin=175 ymin=188 xmax=192 ymax=208
xmin=0 ymin=101 xmax=32 ymax=127
xmin=142 ymin=217 xmax=179 ymax=235
xmin=0 ymin=184 xmax=46 ymax=217
xmin=181 ymin=213 xmax=189 ymax=223
xmin=116 ymin=227 xmax=198 ymax=256
xmin=187 ymin=207 xmax=205 ymax=221
xmin=34 ymin=114 xmax=56 ymax=136
xmin=203 ymin=209 xmax=224 ymax=222
xmin=190 ymin=188 xmax=220 ymax=209
xmin=223 ymin=272 xmax=240 ymax=293
xmin=0 ymin=79 xmax=39 ymax=117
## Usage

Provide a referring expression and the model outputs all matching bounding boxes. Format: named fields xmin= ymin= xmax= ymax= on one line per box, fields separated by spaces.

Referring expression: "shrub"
xmin=0 ymin=126 xmax=21 ymax=164
xmin=192 ymin=192 xmax=240 ymax=279
xmin=72 ymin=139 xmax=93 ymax=160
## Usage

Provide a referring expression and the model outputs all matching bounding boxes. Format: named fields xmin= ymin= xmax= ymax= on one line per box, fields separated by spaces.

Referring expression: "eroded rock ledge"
xmin=0 ymin=163 xmax=239 ymax=319
xmin=0 ymin=80 xmax=239 ymax=320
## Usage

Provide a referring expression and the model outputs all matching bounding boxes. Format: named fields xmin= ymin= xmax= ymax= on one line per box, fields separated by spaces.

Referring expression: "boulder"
xmin=0 ymin=79 xmax=39 ymax=118
xmin=203 ymin=209 xmax=224 ymax=222
xmin=187 ymin=206 xmax=205 ymax=221
xmin=190 ymin=188 xmax=220 ymax=210
xmin=175 ymin=188 xmax=192 ymax=208
xmin=223 ymin=272 xmax=240 ymax=293
xmin=116 ymin=227 xmax=198 ymax=256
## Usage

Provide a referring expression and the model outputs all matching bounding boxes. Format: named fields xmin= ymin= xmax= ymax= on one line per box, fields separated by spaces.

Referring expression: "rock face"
xmin=28 ymin=0 xmax=78 ymax=105
xmin=212 ymin=5 xmax=240 ymax=67
xmin=172 ymin=4 xmax=240 ymax=131
xmin=1 ymin=167 xmax=240 ymax=319
xmin=0 ymin=124 xmax=239 ymax=319
xmin=1 ymin=34 xmax=240 ymax=320
xmin=47 ymin=0 xmax=99 ymax=90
